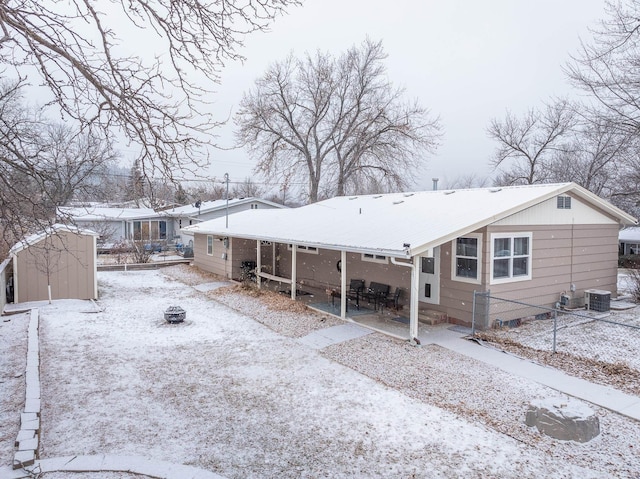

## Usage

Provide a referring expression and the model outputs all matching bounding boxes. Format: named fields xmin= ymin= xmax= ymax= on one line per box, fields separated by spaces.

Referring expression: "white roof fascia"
xmin=409 ymin=183 xmax=637 ymax=257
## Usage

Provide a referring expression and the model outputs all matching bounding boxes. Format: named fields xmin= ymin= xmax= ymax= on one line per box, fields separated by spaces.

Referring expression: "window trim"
xmin=490 ymin=232 xmax=533 ymax=284
xmin=361 ymin=253 xmax=388 ymax=264
xmin=451 ymin=233 xmax=482 ymax=284
xmin=287 ymin=244 xmax=319 ymax=254
xmin=207 ymin=235 xmax=214 ymax=256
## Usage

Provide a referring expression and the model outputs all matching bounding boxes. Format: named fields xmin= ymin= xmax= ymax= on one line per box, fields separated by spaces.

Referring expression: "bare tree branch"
xmin=235 ymin=39 xmax=441 ymax=202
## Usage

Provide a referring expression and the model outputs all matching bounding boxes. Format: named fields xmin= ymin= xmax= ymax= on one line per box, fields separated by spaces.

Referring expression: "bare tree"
xmin=547 ymin=114 xmax=633 ymax=196
xmin=566 ymin=0 xmax=640 ymax=134
xmin=231 ymin=177 xmax=264 ymax=198
xmin=0 ymin=80 xmax=119 ymax=248
xmin=442 ymin=174 xmax=489 ymax=190
xmin=0 ymin=0 xmax=299 ymax=181
xmin=487 ymin=100 xmax=577 ymax=185
xmin=235 ymin=39 xmax=441 ymax=203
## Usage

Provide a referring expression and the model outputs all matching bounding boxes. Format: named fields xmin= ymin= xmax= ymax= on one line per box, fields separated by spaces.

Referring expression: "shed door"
xmin=419 ymin=246 xmax=440 ymax=304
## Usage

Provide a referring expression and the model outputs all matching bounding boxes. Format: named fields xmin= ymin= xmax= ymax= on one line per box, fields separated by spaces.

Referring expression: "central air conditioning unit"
xmin=584 ymin=289 xmax=611 ymax=313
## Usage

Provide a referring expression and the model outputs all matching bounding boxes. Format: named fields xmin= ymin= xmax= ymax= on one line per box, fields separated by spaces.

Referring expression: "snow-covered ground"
xmin=2 ymin=265 xmax=640 ymax=478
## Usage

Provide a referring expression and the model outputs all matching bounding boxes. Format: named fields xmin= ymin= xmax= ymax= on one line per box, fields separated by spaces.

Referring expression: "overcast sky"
xmin=200 ymin=0 xmax=608 ymax=192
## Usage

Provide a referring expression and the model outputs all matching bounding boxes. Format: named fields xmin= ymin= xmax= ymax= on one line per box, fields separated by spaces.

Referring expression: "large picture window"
xmin=491 ymin=233 xmax=532 ymax=283
xmin=452 ymin=235 xmax=481 ymax=283
xmin=131 ymin=220 xmax=167 ymax=240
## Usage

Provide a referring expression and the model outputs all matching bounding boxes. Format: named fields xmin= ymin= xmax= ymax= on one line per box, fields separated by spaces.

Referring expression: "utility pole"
xmin=224 ymin=173 xmax=230 ymax=228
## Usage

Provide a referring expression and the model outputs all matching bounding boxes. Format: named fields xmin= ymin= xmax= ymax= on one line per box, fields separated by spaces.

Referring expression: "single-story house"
xmin=8 ymin=224 xmax=99 ymax=303
xmin=58 ymin=197 xmax=286 ymax=248
xmin=183 ymin=183 xmax=636 ymax=339
xmin=165 ymin=197 xmax=286 ymax=245
xmin=57 ymin=206 xmax=169 ymax=246
xmin=619 ymin=226 xmax=640 ymax=255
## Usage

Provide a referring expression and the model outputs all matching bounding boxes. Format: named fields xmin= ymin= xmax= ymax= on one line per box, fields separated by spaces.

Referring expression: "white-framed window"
xmin=361 ymin=253 xmax=388 ymax=264
xmin=207 ymin=235 xmax=214 ymax=256
xmin=287 ymin=244 xmax=319 ymax=254
xmin=251 ymin=203 xmax=259 ymax=209
xmin=490 ymin=232 xmax=532 ymax=284
xmin=451 ymin=234 xmax=482 ymax=283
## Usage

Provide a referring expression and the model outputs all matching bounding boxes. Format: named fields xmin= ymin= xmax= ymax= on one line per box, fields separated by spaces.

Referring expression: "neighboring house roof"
xmin=58 ymin=206 xmax=162 ymax=221
xmin=58 ymin=198 xmax=286 ymax=223
xmin=9 ymin=224 xmax=99 ymax=256
xmin=183 ymin=183 xmax=637 ymax=258
xmin=166 ymin=197 xmax=286 ymax=218
xmin=619 ymin=226 xmax=640 ymax=242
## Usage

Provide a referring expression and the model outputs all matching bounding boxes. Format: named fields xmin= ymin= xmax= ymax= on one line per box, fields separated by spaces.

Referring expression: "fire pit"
xmin=164 ymin=306 xmax=186 ymax=324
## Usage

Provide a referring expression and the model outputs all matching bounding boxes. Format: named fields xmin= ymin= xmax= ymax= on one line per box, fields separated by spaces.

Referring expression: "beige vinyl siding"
xmin=486 ymin=223 xmax=619 ymax=310
xmin=273 ymin=245 xmax=411 ymax=304
xmin=426 ymin=230 xmax=488 ymax=324
xmin=15 ymin=230 xmax=96 ymax=302
xmin=193 ymin=233 xmax=228 ymax=277
xmin=493 ymin=194 xmax=619 ymax=226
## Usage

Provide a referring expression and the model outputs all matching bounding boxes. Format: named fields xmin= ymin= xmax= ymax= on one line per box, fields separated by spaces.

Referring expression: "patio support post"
xmin=291 ymin=244 xmax=297 ymax=300
xmin=340 ymin=250 xmax=347 ymax=319
xmin=410 ymin=255 xmax=420 ymax=342
xmin=256 ymin=240 xmax=262 ymax=289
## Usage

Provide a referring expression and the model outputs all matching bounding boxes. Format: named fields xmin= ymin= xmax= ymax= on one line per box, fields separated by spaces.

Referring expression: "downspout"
xmin=291 ymin=244 xmax=297 ymax=300
xmin=390 ymin=256 xmax=420 ymax=345
xmin=340 ymin=250 xmax=347 ymax=319
xmin=12 ymin=254 xmax=18 ymax=303
xmin=93 ymin=235 xmax=98 ymax=299
xmin=256 ymin=240 xmax=262 ymax=289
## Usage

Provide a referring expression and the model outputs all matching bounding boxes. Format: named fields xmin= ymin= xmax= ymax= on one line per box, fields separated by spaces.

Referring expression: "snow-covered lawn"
xmin=2 ymin=265 xmax=640 ymax=478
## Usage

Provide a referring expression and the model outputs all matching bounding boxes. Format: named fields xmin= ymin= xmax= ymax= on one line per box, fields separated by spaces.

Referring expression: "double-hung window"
xmin=207 ymin=235 xmax=214 ymax=256
xmin=491 ymin=233 xmax=532 ymax=283
xmin=452 ymin=235 xmax=481 ymax=283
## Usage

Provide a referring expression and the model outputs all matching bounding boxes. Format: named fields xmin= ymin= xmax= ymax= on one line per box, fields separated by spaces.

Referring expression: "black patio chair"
xmin=381 ymin=287 xmax=402 ymax=313
xmin=363 ymin=282 xmax=390 ymax=311
xmin=347 ymin=279 xmax=365 ymax=310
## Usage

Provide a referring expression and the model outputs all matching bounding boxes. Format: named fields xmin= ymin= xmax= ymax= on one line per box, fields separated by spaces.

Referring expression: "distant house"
xmin=58 ymin=197 xmax=286 ymax=248
xmin=184 ymin=183 xmax=636 ymax=337
xmin=8 ymin=224 xmax=98 ymax=303
xmin=57 ymin=206 xmax=169 ymax=246
xmin=619 ymin=226 xmax=640 ymax=255
xmin=165 ymin=198 xmax=286 ymax=246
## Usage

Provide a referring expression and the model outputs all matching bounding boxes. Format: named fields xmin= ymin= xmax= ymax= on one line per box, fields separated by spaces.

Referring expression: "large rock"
xmin=525 ymin=398 xmax=600 ymax=443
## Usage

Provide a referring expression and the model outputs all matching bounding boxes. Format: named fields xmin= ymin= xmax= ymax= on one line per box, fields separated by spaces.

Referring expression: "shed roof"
xmin=184 ymin=183 xmax=637 ymax=258
xmin=9 ymin=224 xmax=99 ymax=255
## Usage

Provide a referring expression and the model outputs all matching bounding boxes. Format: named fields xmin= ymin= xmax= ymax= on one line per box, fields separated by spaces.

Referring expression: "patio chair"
xmin=347 ymin=279 xmax=365 ymax=310
xmin=363 ymin=282 xmax=390 ymax=311
xmin=381 ymin=287 xmax=402 ymax=313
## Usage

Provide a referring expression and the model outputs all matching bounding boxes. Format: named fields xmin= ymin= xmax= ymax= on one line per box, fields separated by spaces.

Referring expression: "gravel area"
xmin=4 ymin=266 xmax=640 ymax=477
xmin=165 ymin=264 xmax=640 ymax=477
xmin=0 ymin=312 xmax=29 ymax=466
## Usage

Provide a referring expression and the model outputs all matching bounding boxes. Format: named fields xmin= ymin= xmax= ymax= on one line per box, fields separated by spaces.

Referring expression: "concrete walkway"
xmin=418 ymin=324 xmax=640 ymax=422
xmin=297 ymin=322 xmax=373 ymax=349
xmin=2 ymin=454 xmax=226 ymax=478
xmin=295 ymin=321 xmax=640 ymax=421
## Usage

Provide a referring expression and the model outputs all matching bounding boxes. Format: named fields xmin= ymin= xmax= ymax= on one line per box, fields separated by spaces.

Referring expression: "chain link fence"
xmin=472 ymin=291 xmax=640 ymax=373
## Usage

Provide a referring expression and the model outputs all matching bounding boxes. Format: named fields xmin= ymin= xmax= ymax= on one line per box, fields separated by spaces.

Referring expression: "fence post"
xmin=472 ymin=290 xmax=477 ymax=335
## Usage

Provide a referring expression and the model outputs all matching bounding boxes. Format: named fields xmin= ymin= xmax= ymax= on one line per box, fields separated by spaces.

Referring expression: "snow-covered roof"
xmin=9 ymin=224 xmax=99 ymax=255
xmin=184 ymin=183 xmax=636 ymax=258
xmin=58 ymin=206 xmax=162 ymax=221
xmin=619 ymin=226 xmax=640 ymax=242
xmin=166 ymin=197 xmax=286 ymax=217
